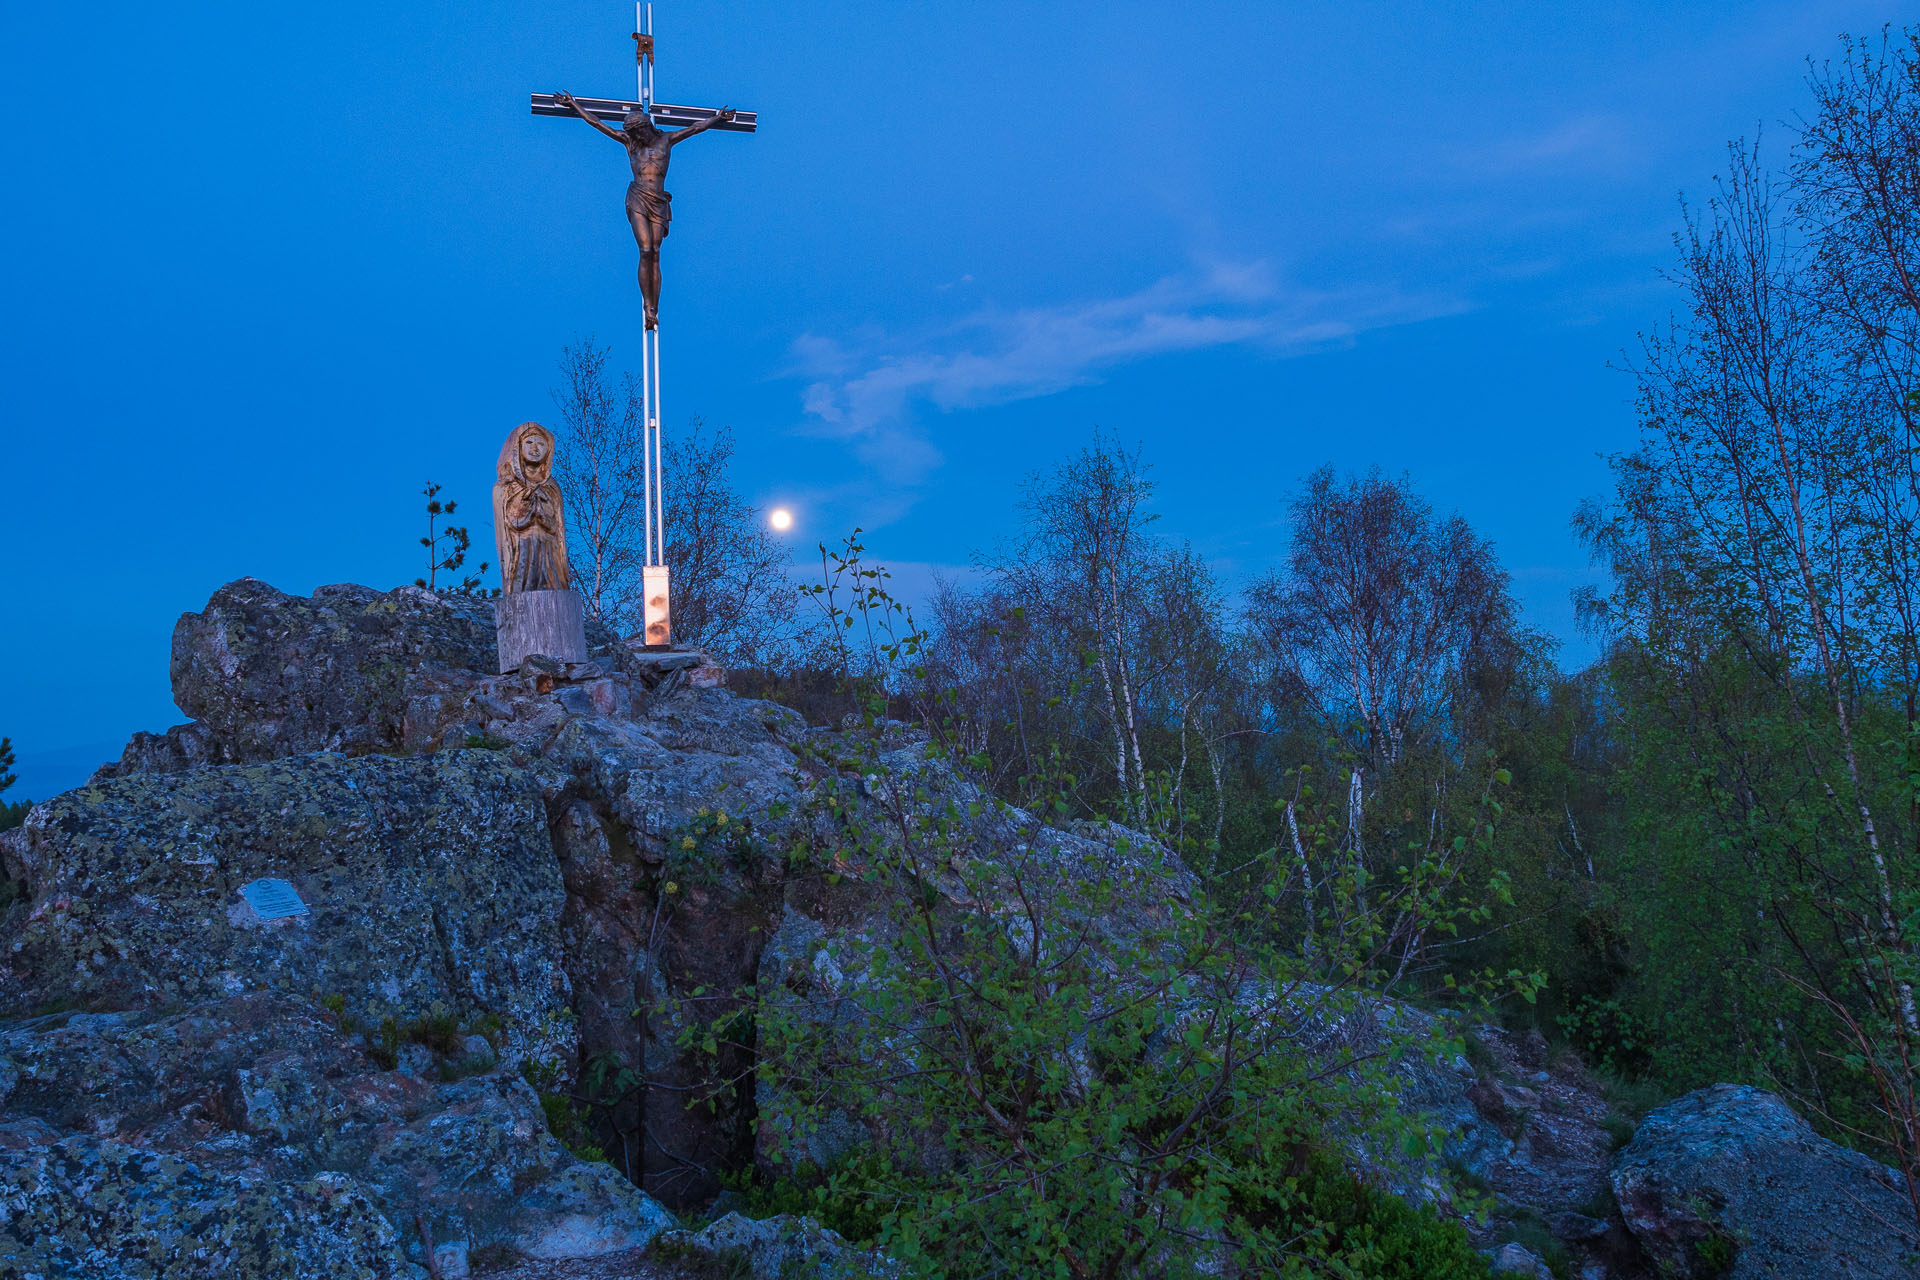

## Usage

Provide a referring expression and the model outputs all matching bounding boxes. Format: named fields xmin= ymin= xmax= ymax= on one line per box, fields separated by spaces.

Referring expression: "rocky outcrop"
xmin=1484 ymin=1242 xmax=1554 ymax=1278
xmin=0 ymin=751 xmax=573 ymax=1065
xmin=1612 ymin=1084 xmax=1918 ymax=1279
xmin=1 ymin=1141 xmax=409 ymax=1280
xmin=10 ymin=578 xmax=1919 ymax=1280
xmin=101 ymin=580 xmax=497 ymax=774
xmin=0 ymin=995 xmax=674 ymax=1277
xmin=93 ymin=579 xmax=638 ymax=778
xmin=1413 ymin=1023 xmax=1654 ymax=1276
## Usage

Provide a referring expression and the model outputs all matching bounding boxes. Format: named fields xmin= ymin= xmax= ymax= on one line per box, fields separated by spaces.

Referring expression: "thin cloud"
xmin=1457 ymin=114 xmax=1638 ymax=177
xmin=791 ymin=262 xmax=1459 ymax=493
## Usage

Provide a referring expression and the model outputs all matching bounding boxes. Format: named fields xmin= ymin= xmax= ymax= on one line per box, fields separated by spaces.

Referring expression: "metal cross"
xmin=529 ymin=4 xmax=757 ymax=648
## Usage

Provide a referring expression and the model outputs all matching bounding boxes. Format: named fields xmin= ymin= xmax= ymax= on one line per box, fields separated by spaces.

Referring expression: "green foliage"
xmin=1496 ymin=1210 xmax=1573 ymax=1279
xmin=1555 ymin=996 xmax=1651 ymax=1078
xmin=748 ymin=540 xmax=1513 ymax=1280
xmin=521 ymin=1056 xmax=610 ymax=1163
xmin=539 ymin=1090 xmax=607 ymax=1164
xmin=1694 ymin=1226 xmax=1738 ymax=1275
xmin=1266 ymin=1157 xmax=1491 ymax=1280
xmin=668 ymin=804 xmax=763 ymax=882
xmin=406 ymin=1005 xmax=463 ymax=1054
xmin=716 ymin=1161 xmax=890 ymax=1245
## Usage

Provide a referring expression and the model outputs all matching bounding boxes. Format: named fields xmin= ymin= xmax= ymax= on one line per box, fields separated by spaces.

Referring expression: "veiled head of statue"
xmin=499 ymin=422 xmax=556 ymax=486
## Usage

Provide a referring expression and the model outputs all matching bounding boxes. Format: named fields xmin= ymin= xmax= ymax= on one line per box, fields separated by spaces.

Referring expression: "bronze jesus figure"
xmin=552 ymin=92 xmax=736 ymax=329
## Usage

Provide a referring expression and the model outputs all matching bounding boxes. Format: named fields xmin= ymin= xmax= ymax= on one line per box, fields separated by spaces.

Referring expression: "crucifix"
xmin=531 ymin=4 xmax=756 ymax=647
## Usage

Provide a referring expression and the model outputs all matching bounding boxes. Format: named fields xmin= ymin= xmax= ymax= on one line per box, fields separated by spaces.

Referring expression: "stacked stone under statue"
xmin=492 ymin=421 xmax=589 ymax=672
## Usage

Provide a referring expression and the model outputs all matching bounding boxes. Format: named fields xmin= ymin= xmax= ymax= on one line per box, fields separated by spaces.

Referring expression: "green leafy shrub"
xmin=746 ymin=547 xmax=1521 ymax=1279
xmin=1273 ymin=1158 xmax=1490 ymax=1280
xmin=716 ymin=1161 xmax=889 ymax=1245
xmin=1556 ymin=996 xmax=1651 ymax=1078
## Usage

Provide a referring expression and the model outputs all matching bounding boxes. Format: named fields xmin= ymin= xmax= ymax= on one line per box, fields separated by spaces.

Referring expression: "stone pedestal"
xmin=495 ymin=589 xmax=588 ymax=673
xmin=621 ymin=641 xmax=728 ymax=690
xmin=642 ymin=565 xmax=671 ymax=648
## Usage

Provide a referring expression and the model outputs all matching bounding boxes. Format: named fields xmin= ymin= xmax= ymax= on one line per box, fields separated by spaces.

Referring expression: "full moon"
xmin=769 ymin=508 xmax=793 ymax=531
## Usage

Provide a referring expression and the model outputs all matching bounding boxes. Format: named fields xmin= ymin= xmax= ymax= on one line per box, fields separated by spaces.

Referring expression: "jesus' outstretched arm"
xmin=667 ymin=107 xmax=736 ymax=146
xmin=553 ymin=92 xmax=627 ymax=143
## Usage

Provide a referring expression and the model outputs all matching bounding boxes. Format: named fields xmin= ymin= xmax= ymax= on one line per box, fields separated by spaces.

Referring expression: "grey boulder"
xmin=0 ymin=1139 xmax=412 ymax=1280
xmin=0 ymin=995 xmax=676 ymax=1276
xmin=0 ymin=750 xmax=574 ymax=1067
xmin=1611 ymin=1083 xmax=1918 ymax=1279
xmin=656 ymin=1212 xmax=895 ymax=1279
xmin=94 ymin=578 xmax=620 ymax=777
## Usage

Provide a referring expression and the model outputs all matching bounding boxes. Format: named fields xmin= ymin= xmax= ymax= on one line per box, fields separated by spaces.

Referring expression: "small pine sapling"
xmin=0 ymin=736 xmax=27 ymax=832
xmin=415 ymin=481 xmax=493 ymax=595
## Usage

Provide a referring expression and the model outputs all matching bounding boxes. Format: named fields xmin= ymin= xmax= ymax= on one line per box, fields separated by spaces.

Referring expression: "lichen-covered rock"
xmin=536 ymin=687 xmax=823 ymax=1208
xmin=0 ymin=1137 xmax=414 ymax=1279
xmin=92 ymin=579 xmax=641 ymax=778
xmin=1404 ymin=1022 xmax=1647 ymax=1276
xmin=655 ymin=1212 xmax=895 ymax=1279
xmin=0 ymin=995 xmax=677 ymax=1274
xmin=0 ymin=751 xmax=573 ymax=1065
xmin=120 ymin=579 xmax=501 ymax=771
xmin=1483 ymin=1241 xmax=1554 ymax=1277
xmin=1434 ymin=1028 xmax=1618 ymax=1215
xmin=1611 ymin=1084 xmax=1919 ymax=1279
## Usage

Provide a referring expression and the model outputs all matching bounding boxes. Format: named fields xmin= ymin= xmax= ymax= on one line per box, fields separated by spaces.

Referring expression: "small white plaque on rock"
xmin=238 ymin=877 xmax=309 ymax=920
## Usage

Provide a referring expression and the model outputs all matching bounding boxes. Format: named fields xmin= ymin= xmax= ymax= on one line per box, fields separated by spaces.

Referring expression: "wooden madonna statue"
xmin=492 ymin=421 xmax=588 ymax=671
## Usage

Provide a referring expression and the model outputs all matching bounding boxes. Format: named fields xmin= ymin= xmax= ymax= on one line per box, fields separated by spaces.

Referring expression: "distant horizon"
xmin=5 ymin=0 xmax=1899 ymax=799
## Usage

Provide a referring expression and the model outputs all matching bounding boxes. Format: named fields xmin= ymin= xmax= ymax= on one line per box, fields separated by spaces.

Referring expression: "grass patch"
xmin=467 ymin=1240 xmax=523 ymax=1274
xmin=646 ymin=1235 xmax=755 ymax=1280
xmin=1592 ymin=1065 xmax=1665 ymax=1129
xmin=521 ymin=1059 xmax=609 ymax=1164
xmin=1502 ymin=1209 xmax=1574 ymax=1278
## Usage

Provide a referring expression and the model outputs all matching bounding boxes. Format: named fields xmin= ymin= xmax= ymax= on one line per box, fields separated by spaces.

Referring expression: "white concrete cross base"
xmin=496 ymin=589 xmax=590 ymax=672
xmin=642 ymin=564 xmax=671 ymax=648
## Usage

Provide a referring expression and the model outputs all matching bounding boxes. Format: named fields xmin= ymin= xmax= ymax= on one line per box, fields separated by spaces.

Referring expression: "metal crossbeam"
xmin=529 ymin=93 xmax=756 ymax=132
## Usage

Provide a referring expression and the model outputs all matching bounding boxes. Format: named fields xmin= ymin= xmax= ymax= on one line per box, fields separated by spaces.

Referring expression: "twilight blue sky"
xmin=2 ymin=0 xmax=1899 ymax=798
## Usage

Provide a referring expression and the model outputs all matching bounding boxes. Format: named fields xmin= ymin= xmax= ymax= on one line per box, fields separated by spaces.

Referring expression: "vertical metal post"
xmin=652 ymin=324 xmax=665 ymax=562
xmin=642 ymin=323 xmax=671 ymax=646
xmin=638 ymin=317 xmax=654 ymax=564
xmin=635 ymin=3 xmax=653 ymax=109
xmin=636 ymin=2 xmax=669 ymax=646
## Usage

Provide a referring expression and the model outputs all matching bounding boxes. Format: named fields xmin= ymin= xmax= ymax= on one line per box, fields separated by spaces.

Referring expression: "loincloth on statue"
xmin=625 ymin=181 xmax=672 ymax=237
